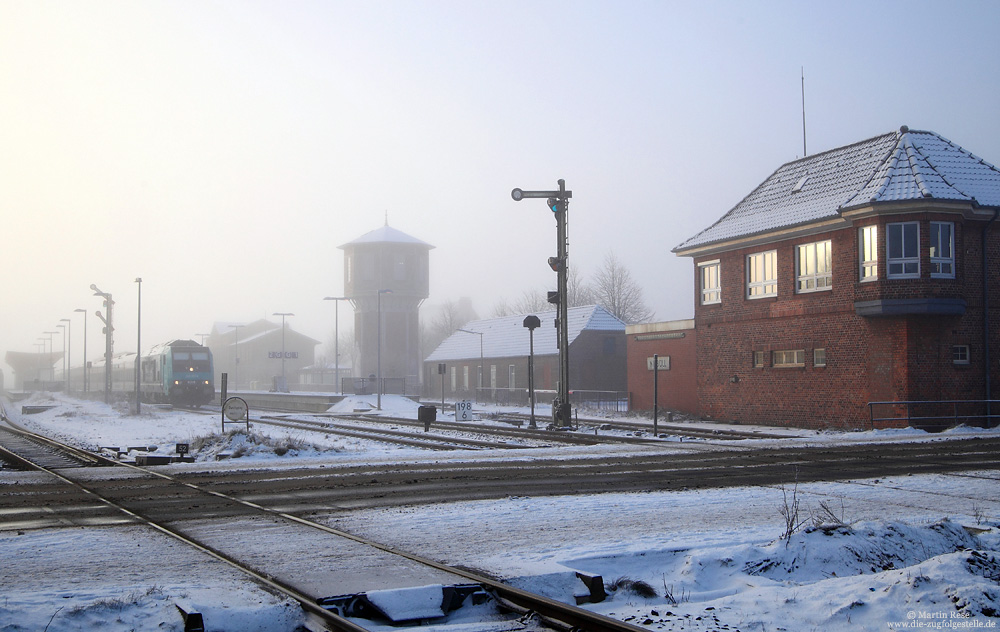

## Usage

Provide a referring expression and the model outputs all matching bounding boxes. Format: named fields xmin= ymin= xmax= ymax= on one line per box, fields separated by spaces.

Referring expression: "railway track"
xmin=0 ymin=417 xmax=651 ymax=632
xmin=247 ymin=409 xmax=741 ymax=452
xmin=497 ymin=412 xmax=793 ymax=441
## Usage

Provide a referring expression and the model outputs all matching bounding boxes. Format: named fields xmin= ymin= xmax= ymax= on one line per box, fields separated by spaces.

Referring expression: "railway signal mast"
xmin=511 ymin=179 xmax=573 ymax=427
xmin=91 ymin=284 xmax=114 ymax=404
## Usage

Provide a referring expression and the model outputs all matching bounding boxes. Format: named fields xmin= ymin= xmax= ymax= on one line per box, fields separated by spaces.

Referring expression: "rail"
xmin=867 ymin=399 xmax=1000 ymax=431
xmin=5 ymin=420 xmax=650 ymax=632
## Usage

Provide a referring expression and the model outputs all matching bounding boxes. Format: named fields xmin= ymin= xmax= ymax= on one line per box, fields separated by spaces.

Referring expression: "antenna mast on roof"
xmin=801 ymin=67 xmax=807 ymax=156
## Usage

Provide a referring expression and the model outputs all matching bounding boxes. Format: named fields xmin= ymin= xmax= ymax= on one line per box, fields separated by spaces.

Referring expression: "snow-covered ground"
xmin=2 ymin=392 xmax=999 ymax=632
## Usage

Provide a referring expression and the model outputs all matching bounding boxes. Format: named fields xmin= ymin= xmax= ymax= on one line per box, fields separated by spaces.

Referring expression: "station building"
xmin=664 ymin=126 xmax=1000 ymax=429
xmin=206 ymin=319 xmax=320 ymax=392
xmin=424 ymin=305 xmax=627 ymax=406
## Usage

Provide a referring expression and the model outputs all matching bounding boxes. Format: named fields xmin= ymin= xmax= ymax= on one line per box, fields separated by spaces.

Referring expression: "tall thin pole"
xmin=555 ymin=179 xmax=571 ymax=426
xmin=377 ymin=291 xmax=383 ymax=410
xmin=324 ymin=297 xmax=347 ymax=394
xmin=529 ymin=326 xmax=536 ymax=429
xmin=60 ymin=318 xmax=71 ymax=392
xmin=92 ymin=284 xmax=114 ymax=404
xmin=228 ymin=324 xmax=243 ymax=391
xmin=135 ymin=278 xmax=142 ymax=415
xmin=653 ymin=353 xmax=659 ymax=436
xmin=272 ymin=313 xmax=294 ymax=392
xmin=74 ymin=309 xmax=87 ymax=393
xmin=801 ymin=67 xmax=807 ymax=157
xmin=56 ymin=324 xmax=66 ymax=392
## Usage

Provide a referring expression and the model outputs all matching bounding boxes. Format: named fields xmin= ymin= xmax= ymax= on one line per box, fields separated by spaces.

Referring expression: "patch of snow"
xmin=2 ymin=392 xmax=999 ymax=631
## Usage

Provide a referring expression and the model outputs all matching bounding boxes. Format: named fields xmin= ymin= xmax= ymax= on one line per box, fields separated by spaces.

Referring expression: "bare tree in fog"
xmin=491 ymin=289 xmax=551 ymax=317
xmin=566 ymin=266 xmax=595 ymax=308
xmin=590 ymin=251 xmax=654 ymax=324
xmin=422 ymin=298 xmax=478 ymax=356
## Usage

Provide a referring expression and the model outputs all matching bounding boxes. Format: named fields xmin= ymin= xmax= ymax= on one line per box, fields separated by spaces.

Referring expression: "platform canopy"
xmin=4 ymin=350 xmax=62 ymax=384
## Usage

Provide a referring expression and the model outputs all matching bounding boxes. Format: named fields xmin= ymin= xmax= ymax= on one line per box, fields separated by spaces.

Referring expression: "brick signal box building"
xmin=673 ymin=127 xmax=1000 ymax=429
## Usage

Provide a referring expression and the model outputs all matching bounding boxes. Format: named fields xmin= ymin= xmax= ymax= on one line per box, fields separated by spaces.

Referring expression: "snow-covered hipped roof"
xmin=674 ymin=127 xmax=1000 ymax=254
xmin=425 ymin=305 xmax=625 ymax=363
xmin=338 ymin=224 xmax=434 ymax=250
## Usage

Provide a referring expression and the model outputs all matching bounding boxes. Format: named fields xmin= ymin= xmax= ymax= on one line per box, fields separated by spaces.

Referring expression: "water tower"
xmin=340 ymin=223 xmax=433 ymax=386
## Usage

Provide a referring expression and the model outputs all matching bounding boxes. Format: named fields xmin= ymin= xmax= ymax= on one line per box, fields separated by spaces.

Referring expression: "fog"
xmin=3 ymin=0 xmax=1000 ymax=377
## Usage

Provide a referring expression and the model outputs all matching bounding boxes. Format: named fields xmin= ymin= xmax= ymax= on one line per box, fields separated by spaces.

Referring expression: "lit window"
xmin=699 ymin=260 xmax=721 ymax=305
xmin=930 ymin=222 xmax=955 ymax=278
xmin=887 ymin=222 xmax=919 ymax=278
xmin=953 ymin=345 xmax=970 ymax=365
xmin=773 ymin=349 xmax=805 ymax=367
xmin=747 ymin=250 xmax=777 ymax=298
xmin=814 ymin=348 xmax=827 ymax=367
xmin=796 ymin=240 xmax=832 ymax=293
xmin=859 ymin=225 xmax=878 ymax=281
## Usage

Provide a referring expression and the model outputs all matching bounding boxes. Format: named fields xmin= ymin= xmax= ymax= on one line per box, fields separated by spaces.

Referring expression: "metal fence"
xmin=569 ymin=390 xmax=630 ymax=413
xmin=867 ymin=399 xmax=1000 ymax=431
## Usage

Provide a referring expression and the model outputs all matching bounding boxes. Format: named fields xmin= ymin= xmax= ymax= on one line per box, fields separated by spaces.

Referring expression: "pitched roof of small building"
xmin=425 ymin=305 xmax=625 ymax=363
xmin=674 ymin=126 xmax=1000 ymax=255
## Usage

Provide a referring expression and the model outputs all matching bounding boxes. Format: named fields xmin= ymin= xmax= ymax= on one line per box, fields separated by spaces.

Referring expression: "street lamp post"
xmin=272 ymin=313 xmax=294 ymax=392
xmin=227 ymin=324 xmax=243 ymax=391
xmin=523 ymin=315 xmax=541 ymax=429
xmin=91 ymin=284 xmax=114 ymax=404
xmin=34 ymin=342 xmax=44 ymax=383
xmin=74 ymin=308 xmax=87 ymax=393
xmin=43 ymin=331 xmax=58 ymax=383
xmin=134 ymin=277 xmax=142 ymax=415
xmin=323 ymin=296 xmax=348 ymax=394
xmin=59 ymin=318 xmax=71 ymax=393
xmin=457 ymin=328 xmax=484 ymax=402
xmin=376 ymin=290 xmax=391 ymax=410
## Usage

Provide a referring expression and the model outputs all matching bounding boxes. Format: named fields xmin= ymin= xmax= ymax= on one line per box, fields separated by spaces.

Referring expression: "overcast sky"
xmin=3 ymin=0 xmax=999 ymax=374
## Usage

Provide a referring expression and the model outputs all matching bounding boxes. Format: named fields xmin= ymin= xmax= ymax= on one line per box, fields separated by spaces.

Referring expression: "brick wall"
xmin=626 ymin=323 xmax=697 ymax=414
xmin=689 ymin=211 xmax=999 ymax=429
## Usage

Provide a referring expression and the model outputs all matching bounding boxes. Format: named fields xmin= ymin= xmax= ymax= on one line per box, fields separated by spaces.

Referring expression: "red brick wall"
xmin=690 ymin=211 xmax=999 ymax=429
xmin=626 ymin=325 xmax=698 ymax=414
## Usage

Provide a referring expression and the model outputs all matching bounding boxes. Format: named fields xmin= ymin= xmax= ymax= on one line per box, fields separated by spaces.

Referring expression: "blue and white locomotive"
xmin=139 ymin=340 xmax=215 ymax=406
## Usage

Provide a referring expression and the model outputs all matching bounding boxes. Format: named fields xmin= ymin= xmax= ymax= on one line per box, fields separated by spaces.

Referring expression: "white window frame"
xmin=753 ymin=351 xmax=767 ymax=368
xmin=698 ymin=260 xmax=721 ymax=305
xmin=747 ymin=250 xmax=778 ymax=298
xmin=952 ymin=345 xmax=970 ymax=365
xmin=887 ymin=222 xmax=920 ymax=278
xmin=773 ymin=349 xmax=805 ymax=368
xmin=859 ymin=225 xmax=878 ymax=281
xmin=796 ymin=240 xmax=832 ymax=293
xmin=508 ymin=365 xmax=515 ymax=388
xmin=462 ymin=365 xmax=469 ymax=391
xmin=930 ymin=221 xmax=955 ymax=278
xmin=814 ymin=348 xmax=827 ymax=367
xmin=450 ymin=366 xmax=456 ymax=392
